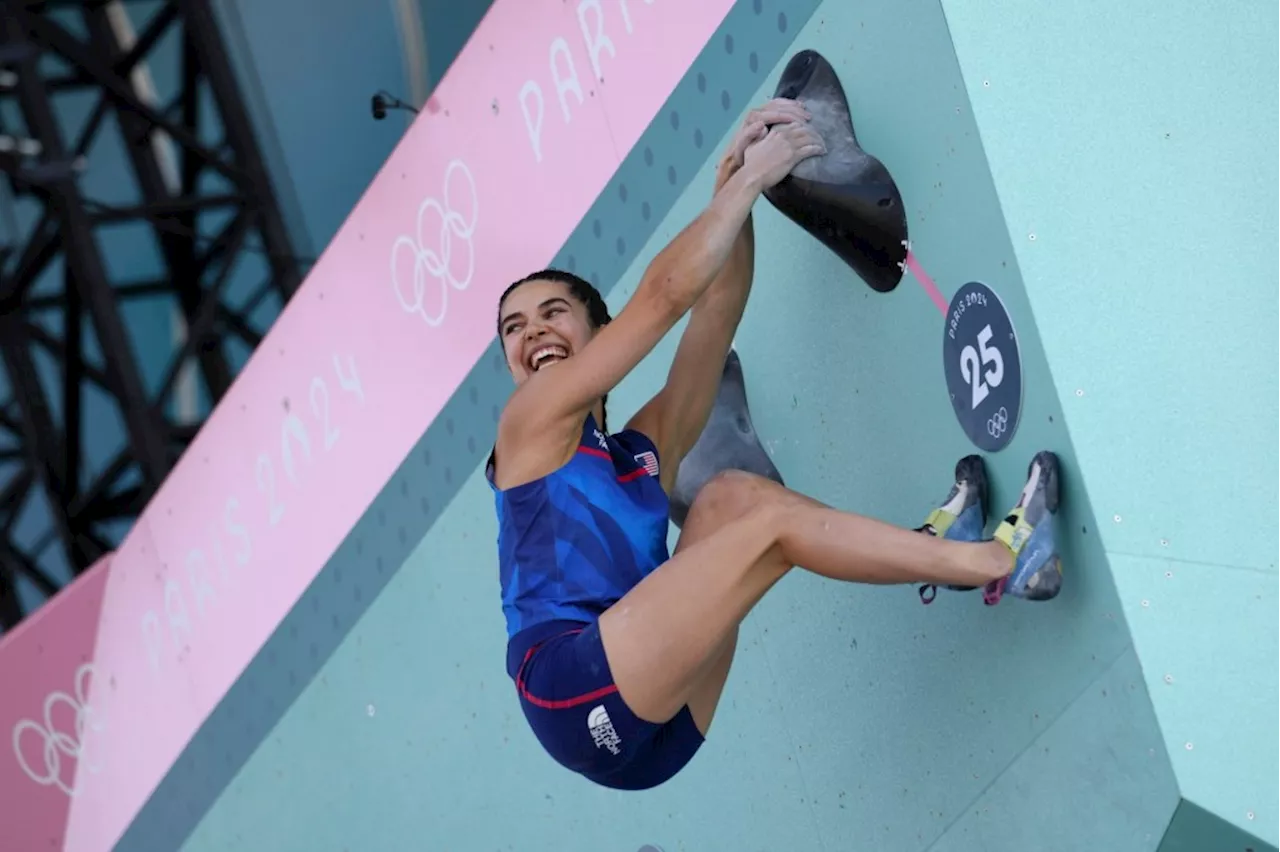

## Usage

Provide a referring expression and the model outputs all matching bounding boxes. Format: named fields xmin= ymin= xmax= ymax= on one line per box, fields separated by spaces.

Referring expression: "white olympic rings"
xmin=390 ymin=159 xmax=479 ymax=327
xmin=12 ymin=662 xmax=106 ymax=797
xmin=987 ymin=406 xmax=1009 ymax=438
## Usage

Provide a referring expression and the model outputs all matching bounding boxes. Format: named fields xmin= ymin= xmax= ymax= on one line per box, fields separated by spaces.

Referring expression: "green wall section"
xmin=173 ymin=1 xmax=1275 ymax=850
xmin=940 ymin=1 xmax=1278 ymax=848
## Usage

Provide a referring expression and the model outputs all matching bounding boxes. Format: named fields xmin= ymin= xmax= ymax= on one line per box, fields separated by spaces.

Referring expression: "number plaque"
xmin=942 ymin=281 xmax=1023 ymax=452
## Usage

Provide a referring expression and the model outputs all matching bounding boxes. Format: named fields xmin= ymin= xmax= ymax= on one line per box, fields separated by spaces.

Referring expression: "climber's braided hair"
xmin=497 ymin=269 xmax=614 ymax=432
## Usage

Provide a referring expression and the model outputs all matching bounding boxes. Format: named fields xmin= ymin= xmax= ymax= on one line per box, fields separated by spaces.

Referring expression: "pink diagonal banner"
xmin=0 ymin=1 xmax=736 ymax=849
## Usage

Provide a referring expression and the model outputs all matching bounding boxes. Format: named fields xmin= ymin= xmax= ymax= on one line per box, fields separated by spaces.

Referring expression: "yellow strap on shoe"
xmin=923 ymin=507 xmax=956 ymax=538
xmin=994 ymin=507 xmax=1033 ymax=556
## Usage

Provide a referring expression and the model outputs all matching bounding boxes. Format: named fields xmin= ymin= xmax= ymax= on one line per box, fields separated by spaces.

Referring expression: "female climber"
xmin=486 ymin=98 xmax=1062 ymax=791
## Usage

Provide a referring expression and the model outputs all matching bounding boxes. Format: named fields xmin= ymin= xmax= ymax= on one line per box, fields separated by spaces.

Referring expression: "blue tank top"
xmin=486 ymin=413 xmax=671 ymax=676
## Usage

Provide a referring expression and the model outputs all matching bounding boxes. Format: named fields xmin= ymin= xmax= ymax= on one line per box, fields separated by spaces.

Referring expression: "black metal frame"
xmin=0 ymin=0 xmax=305 ymax=631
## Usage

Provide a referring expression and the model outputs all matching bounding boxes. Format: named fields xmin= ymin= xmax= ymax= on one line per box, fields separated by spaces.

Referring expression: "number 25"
xmin=959 ymin=324 xmax=1004 ymax=409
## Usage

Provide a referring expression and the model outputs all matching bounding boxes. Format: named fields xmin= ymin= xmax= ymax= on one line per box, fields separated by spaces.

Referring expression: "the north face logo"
xmin=587 ymin=705 xmax=622 ymax=755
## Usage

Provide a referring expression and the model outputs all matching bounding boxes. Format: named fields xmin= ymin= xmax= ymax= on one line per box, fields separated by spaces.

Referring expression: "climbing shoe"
xmin=984 ymin=450 xmax=1062 ymax=605
xmin=916 ymin=454 xmax=988 ymax=604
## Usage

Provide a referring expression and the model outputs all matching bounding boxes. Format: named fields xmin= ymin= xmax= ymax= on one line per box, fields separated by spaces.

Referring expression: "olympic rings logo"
xmin=390 ymin=159 xmax=478 ymax=327
xmin=12 ymin=663 xmax=106 ymax=797
xmin=987 ymin=406 xmax=1009 ymax=438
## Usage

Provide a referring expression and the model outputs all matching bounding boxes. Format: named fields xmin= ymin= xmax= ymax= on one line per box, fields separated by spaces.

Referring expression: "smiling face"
xmin=497 ymin=277 xmax=599 ymax=385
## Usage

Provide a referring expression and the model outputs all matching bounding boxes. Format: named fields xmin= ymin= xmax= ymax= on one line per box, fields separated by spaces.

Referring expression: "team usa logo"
xmin=633 ymin=451 xmax=659 ymax=478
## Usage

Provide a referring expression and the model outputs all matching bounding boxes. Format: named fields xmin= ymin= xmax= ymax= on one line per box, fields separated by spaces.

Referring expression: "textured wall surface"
xmin=939 ymin=1 xmax=1278 ymax=848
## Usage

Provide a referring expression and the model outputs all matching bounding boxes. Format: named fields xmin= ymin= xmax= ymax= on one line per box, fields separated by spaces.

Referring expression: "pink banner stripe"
xmin=0 ymin=2 xmax=736 ymax=850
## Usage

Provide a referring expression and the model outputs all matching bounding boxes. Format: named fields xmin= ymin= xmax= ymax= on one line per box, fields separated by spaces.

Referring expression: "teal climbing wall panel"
xmin=940 ymin=1 xmax=1278 ymax=848
xmin=155 ymin=1 xmax=1274 ymax=850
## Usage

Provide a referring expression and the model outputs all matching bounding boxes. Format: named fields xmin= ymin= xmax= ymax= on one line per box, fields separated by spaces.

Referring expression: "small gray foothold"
xmin=670 ymin=349 xmax=784 ymax=527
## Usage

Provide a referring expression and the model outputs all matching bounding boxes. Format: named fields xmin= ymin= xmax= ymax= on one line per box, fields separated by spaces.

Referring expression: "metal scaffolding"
xmin=0 ymin=0 xmax=305 ymax=631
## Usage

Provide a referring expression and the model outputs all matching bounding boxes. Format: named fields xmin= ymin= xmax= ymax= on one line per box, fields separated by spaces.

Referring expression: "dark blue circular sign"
xmin=942 ymin=281 xmax=1022 ymax=452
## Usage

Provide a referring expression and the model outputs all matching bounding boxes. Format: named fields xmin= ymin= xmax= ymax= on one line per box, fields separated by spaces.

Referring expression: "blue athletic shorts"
xmin=511 ymin=619 xmax=705 ymax=790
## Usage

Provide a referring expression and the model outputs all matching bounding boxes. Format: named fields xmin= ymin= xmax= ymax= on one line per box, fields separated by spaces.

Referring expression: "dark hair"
xmin=497 ymin=268 xmax=614 ymax=431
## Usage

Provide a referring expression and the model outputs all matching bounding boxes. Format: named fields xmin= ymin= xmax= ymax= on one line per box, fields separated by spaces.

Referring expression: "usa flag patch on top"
xmin=634 ymin=451 xmax=659 ymax=477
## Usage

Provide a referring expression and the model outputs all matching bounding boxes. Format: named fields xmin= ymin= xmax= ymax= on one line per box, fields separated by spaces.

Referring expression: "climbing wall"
xmin=152 ymin=1 xmax=1272 ymax=851
xmin=937 ymin=3 xmax=1279 ymax=848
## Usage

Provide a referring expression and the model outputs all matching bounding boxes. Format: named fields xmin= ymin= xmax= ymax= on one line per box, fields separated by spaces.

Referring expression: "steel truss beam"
xmin=0 ymin=0 xmax=306 ymax=632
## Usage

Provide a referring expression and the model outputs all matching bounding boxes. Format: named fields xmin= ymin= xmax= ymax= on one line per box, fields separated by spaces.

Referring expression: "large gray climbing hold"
xmin=670 ymin=348 xmax=783 ymax=528
xmin=762 ymin=48 xmax=909 ymax=293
